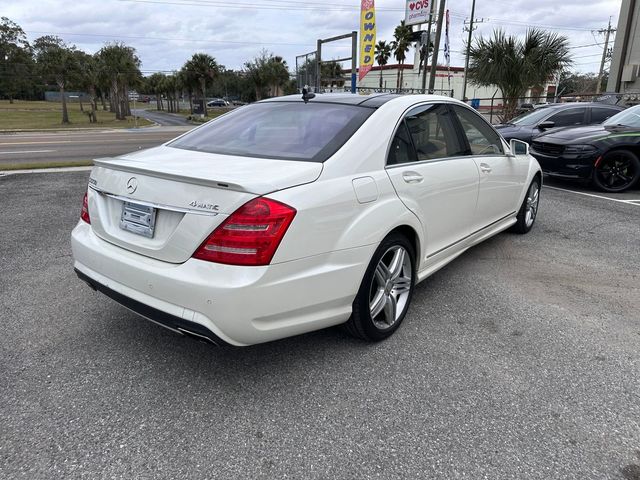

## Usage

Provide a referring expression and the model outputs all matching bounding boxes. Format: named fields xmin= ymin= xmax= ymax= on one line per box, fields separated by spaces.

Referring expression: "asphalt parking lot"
xmin=1 ymin=171 xmax=639 ymax=479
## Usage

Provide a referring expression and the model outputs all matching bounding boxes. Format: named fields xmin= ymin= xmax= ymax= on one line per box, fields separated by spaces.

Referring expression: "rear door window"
xmin=590 ymin=107 xmax=619 ymax=124
xmin=404 ymin=103 xmax=466 ymax=161
xmin=387 ymin=121 xmax=418 ymax=165
xmin=546 ymin=108 xmax=587 ymax=127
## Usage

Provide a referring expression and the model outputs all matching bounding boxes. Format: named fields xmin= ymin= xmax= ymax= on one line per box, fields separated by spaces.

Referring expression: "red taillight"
xmin=80 ymin=191 xmax=91 ymax=224
xmin=193 ymin=197 xmax=296 ymax=266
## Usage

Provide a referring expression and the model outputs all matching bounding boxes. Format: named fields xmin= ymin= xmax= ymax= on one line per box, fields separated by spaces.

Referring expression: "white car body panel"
xmin=72 ymin=222 xmax=375 ymax=346
xmin=71 ymin=94 xmax=541 ymax=345
xmin=386 ymin=157 xmax=480 ymax=260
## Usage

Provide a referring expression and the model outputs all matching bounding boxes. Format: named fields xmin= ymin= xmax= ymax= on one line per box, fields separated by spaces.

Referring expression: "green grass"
xmin=0 ymin=160 xmax=93 ymax=171
xmin=0 ymin=100 xmax=152 ymax=131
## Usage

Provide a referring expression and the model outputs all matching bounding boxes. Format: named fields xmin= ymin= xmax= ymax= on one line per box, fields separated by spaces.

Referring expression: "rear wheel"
xmin=512 ymin=177 xmax=540 ymax=234
xmin=592 ymin=150 xmax=640 ymax=193
xmin=344 ymin=233 xmax=415 ymax=341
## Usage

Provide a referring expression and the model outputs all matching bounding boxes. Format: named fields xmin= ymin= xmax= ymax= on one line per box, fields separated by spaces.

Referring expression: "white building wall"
xmin=357 ymin=64 xmax=556 ymax=111
xmin=358 ymin=65 xmax=501 ymax=105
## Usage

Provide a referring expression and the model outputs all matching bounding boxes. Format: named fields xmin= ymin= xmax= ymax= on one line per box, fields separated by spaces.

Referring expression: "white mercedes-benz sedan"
xmin=71 ymin=93 xmax=542 ymax=346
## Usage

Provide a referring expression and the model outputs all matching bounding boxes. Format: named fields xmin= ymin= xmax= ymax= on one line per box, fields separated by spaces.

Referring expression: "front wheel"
xmin=344 ymin=233 xmax=415 ymax=341
xmin=511 ymin=177 xmax=540 ymax=234
xmin=592 ymin=150 xmax=640 ymax=192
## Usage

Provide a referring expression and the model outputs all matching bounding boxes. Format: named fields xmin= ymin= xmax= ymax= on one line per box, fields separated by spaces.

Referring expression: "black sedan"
xmin=495 ymin=103 xmax=624 ymax=144
xmin=530 ymin=104 xmax=640 ymax=192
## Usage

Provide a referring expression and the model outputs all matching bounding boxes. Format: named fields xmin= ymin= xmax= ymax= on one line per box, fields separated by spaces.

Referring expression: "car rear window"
xmin=168 ymin=102 xmax=374 ymax=162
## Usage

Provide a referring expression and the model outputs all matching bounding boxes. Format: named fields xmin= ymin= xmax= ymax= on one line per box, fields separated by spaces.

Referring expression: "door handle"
xmin=479 ymin=163 xmax=492 ymax=173
xmin=402 ymin=171 xmax=424 ymax=184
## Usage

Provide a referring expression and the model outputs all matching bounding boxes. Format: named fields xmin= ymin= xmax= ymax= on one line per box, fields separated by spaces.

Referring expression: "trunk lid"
xmin=87 ymin=145 xmax=322 ymax=263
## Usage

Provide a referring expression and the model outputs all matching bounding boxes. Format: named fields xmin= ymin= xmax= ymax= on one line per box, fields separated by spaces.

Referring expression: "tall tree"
xmin=183 ymin=53 xmax=219 ymax=117
xmin=320 ymin=60 xmax=344 ymax=89
xmin=244 ymin=50 xmax=290 ymax=100
xmin=267 ymin=56 xmax=290 ymax=96
xmin=375 ymin=40 xmax=392 ymax=89
xmin=73 ymin=51 xmax=99 ymax=122
xmin=467 ymin=29 xmax=571 ymax=121
xmin=391 ymin=20 xmax=412 ymax=89
xmin=179 ymin=66 xmax=198 ymax=113
xmin=96 ymin=42 xmax=141 ymax=120
xmin=0 ymin=17 xmax=34 ymax=103
xmin=33 ymin=35 xmax=80 ymax=124
xmin=146 ymin=72 xmax=167 ymax=110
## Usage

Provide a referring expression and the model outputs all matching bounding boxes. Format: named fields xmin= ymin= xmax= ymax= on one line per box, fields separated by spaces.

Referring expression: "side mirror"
xmin=510 ymin=139 xmax=529 ymax=156
xmin=538 ymin=120 xmax=555 ymax=130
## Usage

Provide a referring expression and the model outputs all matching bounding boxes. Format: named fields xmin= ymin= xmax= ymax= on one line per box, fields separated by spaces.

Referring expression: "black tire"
xmin=592 ymin=150 xmax=640 ymax=193
xmin=344 ymin=233 xmax=416 ymax=341
xmin=511 ymin=177 xmax=541 ymax=234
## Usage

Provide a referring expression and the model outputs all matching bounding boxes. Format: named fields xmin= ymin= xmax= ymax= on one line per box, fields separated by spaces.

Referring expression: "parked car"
xmin=207 ymin=98 xmax=229 ymax=107
xmin=495 ymin=102 xmax=624 ymax=144
xmin=71 ymin=93 xmax=542 ymax=346
xmin=516 ymin=102 xmax=535 ymax=114
xmin=530 ymin=104 xmax=640 ymax=192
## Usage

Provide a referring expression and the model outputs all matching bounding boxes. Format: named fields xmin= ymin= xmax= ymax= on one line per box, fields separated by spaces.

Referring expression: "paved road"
xmin=1 ymin=172 xmax=639 ymax=479
xmin=133 ymin=108 xmax=192 ymax=126
xmin=0 ymin=127 xmax=192 ymax=168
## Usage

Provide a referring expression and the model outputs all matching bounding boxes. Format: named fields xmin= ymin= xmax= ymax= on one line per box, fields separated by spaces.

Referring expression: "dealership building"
xmin=608 ymin=0 xmax=640 ymax=93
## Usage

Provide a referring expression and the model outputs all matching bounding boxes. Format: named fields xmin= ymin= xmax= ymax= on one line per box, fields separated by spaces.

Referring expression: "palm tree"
xmin=74 ymin=51 xmax=99 ymax=123
xmin=96 ymin=43 xmax=142 ymax=120
xmin=33 ymin=35 xmax=79 ymax=124
xmin=375 ymin=40 xmax=392 ymax=89
xmin=267 ymin=56 xmax=290 ymax=96
xmin=244 ymin=50 xmax=290 ymax=100
xmin=146 ymin=72 xmax=166 ymax=111
xmin=467 ymin=29 xmax=571 ymax=121
xmin=391 ymin=20 xmax=412 ymax=90
xmin=320 ymin=60 xmax=344 ymax=89
xmin=183 ymin=53 xmax=219 ymax=117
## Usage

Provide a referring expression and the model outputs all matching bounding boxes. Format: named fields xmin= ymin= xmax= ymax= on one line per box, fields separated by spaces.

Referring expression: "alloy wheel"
xmin=596 ymin=153 xmax=637 ymax=191
xmin=525 ymin=181 xmax=540 ymax=228
xmin=369 ymin=245 xmax=413 ymax=330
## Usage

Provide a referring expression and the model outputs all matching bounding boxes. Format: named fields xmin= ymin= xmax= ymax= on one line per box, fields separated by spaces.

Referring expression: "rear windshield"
xmin=168 ymin=102 xmax=374 ymax=162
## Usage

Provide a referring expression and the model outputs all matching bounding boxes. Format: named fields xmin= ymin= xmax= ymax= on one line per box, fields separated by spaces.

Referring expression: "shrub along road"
xmin=0 ymin=171 xmax=639 ymax=479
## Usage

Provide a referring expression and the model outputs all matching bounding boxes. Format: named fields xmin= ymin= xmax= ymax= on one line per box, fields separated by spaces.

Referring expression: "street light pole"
xmin=428 ymin=0 xmax=447 ymax=94
xmin=461 ymin=0 xmax=476 ymax=102
xmin=596 ymin=17 xmax=615 ymax=94
xmin=421 ymin=0 xmax=435 ymax=93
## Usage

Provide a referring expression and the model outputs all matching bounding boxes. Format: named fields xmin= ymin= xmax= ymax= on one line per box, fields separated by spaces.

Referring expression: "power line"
xmin=23 ymin=30 xmax=327 ymax=48
xmin=117 ymin=0 xmax=404 ymax=12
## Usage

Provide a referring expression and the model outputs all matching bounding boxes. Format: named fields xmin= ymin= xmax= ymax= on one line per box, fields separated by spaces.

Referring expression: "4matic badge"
xmin=189 ymin=200 xmax=220 ymax=212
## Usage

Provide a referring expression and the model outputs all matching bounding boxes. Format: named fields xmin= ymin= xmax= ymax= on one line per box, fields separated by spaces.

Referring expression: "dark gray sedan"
xmin=495 ymin=103 xmax=624 ymax=144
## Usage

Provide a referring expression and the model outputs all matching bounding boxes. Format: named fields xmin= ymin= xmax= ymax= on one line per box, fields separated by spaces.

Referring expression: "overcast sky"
xmin=4 ymin=0 xmax=623 ymax=76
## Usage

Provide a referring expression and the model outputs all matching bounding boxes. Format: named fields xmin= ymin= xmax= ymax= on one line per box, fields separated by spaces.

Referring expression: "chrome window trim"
xmin=385 ymin=153 xmax=509 ymax=170
xmin=88 ymin=185 xmax=221 ymax=217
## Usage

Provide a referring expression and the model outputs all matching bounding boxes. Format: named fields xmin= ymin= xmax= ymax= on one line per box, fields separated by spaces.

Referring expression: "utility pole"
xmin=596 ymin=17 xmax=616 ymax=94
xmin=428 ymin=0 xmax=447 ymax=94
xmin=461 ymin=0 xmax=478 ymax=102
xmin=421 ymin=0 xmax=436 ymax=93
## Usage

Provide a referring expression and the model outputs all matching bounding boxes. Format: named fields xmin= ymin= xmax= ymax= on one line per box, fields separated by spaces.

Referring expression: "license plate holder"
xmin=120 ymin=202 xmax=157 ymax=238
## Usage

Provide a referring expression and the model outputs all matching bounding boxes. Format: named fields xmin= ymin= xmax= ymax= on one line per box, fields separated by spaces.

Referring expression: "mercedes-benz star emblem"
xmin=126 ymin=177 xmax=138 ymax=194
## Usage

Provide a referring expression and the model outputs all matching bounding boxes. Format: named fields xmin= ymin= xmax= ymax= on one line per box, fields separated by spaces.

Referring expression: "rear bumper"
xmin=75 ymin=268 xmax=231 ymax=346
xmin=71 ymin=222 xmax=375 ymax=346
xmin=531 ymin=151 xmax=597 ymax=179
